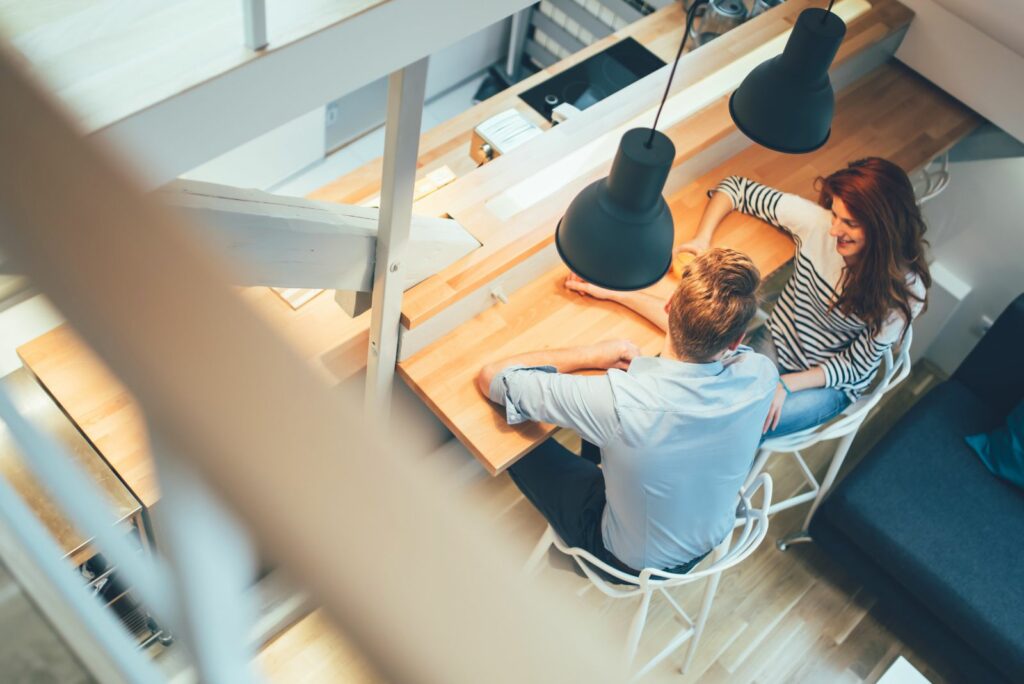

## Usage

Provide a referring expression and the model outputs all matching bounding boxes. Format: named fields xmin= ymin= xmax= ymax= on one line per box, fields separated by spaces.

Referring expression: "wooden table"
xmin=397 ymin=62 xmax=980 ymax=475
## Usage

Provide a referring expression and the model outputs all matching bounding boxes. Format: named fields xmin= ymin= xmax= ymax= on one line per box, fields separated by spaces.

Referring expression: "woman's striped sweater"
xmin=714 ymin=176 xmax=924 ymax=400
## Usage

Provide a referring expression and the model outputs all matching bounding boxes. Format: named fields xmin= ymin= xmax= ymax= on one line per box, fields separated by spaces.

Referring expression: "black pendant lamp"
xmin=730 ymin=0 xmax=847 ymax=153
xmin=556 ymin=1 xmax=709 ymax=291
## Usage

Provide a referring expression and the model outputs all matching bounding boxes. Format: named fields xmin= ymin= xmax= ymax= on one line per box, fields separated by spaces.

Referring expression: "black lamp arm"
xmin=645 ymin=0 xmax=709 ymax=148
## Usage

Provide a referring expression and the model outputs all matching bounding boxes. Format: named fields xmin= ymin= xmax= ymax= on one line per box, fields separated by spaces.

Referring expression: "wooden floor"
xmin=259 ymin=361 xmax=960 ymax=683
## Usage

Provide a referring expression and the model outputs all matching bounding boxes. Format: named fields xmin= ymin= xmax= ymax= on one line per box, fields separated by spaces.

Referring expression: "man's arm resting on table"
xmin=475 ymin=340 xmax=634 ymax=445
xmin=475 ymin=339 xmax=639 ymax=398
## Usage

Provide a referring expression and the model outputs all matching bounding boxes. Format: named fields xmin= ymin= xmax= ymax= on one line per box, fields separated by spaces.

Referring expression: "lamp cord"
xmin=822 ymin=0 xmax=836 ymax=22
xmin=645 ymin=0 xmax=708 ymax=148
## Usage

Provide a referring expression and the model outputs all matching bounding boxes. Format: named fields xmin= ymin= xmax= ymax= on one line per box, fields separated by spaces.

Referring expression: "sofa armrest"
xmin=953 ymin=293 xmax=1024 ymax=418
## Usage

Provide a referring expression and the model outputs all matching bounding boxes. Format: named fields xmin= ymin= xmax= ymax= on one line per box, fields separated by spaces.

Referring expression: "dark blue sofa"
xmin=810 ymin=293 xmax=1024 ymax=684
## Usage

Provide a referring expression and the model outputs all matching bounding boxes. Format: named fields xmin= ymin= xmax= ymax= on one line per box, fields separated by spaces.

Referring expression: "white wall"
xmin=896 ymin=0 xmax=1024 ymax=142
xmin=180 ymin=107 xmax=326 ymax=189
xmin=921 ymin=157 xmax=1024 ymax=373
xmin=0 ymin=295 xmax=63 ymax=377
xmin=326 ymin=17 xmax=510 ymax=151
xmin=182 ymin=16 xmax=511 ymax=190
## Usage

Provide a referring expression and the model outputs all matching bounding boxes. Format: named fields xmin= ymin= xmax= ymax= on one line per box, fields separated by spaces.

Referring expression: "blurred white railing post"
xmin=150 ymin=433 xmax=264 ymax=684
xmin=0 ymin=477 xmax=166 ymax=684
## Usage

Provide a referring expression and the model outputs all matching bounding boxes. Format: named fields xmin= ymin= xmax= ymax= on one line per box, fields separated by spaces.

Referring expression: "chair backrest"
xmin=551 ymin=474 xmax=773 ymax=598
xmin=764 ymin=325 xmax=914 ymax=450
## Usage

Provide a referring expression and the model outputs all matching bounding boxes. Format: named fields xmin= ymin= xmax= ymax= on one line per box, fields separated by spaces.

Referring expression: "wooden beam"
xmin=160 ymin=180 xmax=478 ymax=292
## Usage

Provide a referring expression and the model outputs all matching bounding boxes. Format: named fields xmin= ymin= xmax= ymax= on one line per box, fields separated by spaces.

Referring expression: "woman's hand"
xmin=564 ymin=273 xmax=618 ymax=301
xmin=586 ymin=339 xmax=641 ymax=371
xmin=673 ymin=238 xmax=710 ymax=257
xmin=763 ymin=382 xmax=787 ymax=434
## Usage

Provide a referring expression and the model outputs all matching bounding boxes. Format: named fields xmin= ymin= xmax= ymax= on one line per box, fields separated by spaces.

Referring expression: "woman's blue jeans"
xmin=749 ymin=326 xmax=851 ymax=439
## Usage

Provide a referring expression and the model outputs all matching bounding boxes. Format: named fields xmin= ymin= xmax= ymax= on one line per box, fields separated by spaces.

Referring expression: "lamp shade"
xmin=556 ymin=128 xmax=675 ymax=291
xmin=729 ymin=8 xmax=846 ymax=153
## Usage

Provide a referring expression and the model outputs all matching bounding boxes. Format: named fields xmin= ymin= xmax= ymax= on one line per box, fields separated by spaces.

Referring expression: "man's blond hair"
xmin=667 ymin=248 xmax=761 ymax=361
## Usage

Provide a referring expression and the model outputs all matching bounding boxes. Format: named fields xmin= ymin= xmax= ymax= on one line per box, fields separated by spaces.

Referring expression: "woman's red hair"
xmin=816 ymin=157 xmax=930 ymax=335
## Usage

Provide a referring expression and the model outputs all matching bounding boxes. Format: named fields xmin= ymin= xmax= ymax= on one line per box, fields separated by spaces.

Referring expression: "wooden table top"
xmin=397 ymin=62 xmax=980 ymax=475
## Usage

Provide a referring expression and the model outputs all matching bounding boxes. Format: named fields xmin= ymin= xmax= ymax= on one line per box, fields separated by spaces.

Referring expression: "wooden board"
xmin=17 ymin=325 xmax=159 ymax=508
xmin=271 ymin=287 xmax=324 ymax=311
xmin=397 ymin=62 xmax=981 ymax=475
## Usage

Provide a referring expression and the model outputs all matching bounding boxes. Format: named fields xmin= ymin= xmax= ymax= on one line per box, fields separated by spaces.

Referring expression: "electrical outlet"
xmin=325 ymin=102 xmax=340 ymax=127
xmin=979 ymin=314 xmax=994 ymax=336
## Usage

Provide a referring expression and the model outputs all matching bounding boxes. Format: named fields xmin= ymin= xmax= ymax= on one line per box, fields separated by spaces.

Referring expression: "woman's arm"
xmin=564 ymin=274 xmax=670 ymax=331
xmin=676 ymin=189 xmax=735 ymax=255
xmin=681 ymin=176 xmax=828 ymax=257
xmin=763 ymin=367 xmax=827 ymax=433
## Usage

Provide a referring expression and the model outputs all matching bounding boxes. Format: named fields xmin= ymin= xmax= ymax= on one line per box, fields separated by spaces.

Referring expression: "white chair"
xmin=745 ymin=327 xmax=913 ymax=550
xmin=526 ymin=474 xmax=773 ymax=681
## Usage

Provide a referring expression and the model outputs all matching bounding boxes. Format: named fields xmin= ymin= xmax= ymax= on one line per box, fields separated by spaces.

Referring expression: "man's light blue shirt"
xmin=490 ymin=349 xmax=777 ymax=570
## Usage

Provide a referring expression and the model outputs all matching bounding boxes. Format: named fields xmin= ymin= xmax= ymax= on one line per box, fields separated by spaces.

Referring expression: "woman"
xmin=568 ymin=157 xmax=930 ymax=437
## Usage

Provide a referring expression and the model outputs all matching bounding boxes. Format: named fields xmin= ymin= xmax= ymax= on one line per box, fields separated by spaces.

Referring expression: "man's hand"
xmin=586 ymin=339 xmax=641 ymax=371
xmin=763 ymin=382 xmax=787 ymax=434
xmin=564 ymin=273 xmax=618 ymax=301
xmin=476 ymin=339 xmax=641 ymax=400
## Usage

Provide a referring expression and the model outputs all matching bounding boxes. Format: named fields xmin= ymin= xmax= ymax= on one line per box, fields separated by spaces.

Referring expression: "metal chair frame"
xmin=526 ymin=474 xmax=773 ymax=680
xmin=746 ymin=327 xmax=913 ymax=549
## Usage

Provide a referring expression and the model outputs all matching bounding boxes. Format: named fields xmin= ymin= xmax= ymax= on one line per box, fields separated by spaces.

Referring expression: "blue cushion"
xmin=816 ymin=380 xmax=1024 ymax=682
xmin=966 ymin=399 xmax=1024 ymax=490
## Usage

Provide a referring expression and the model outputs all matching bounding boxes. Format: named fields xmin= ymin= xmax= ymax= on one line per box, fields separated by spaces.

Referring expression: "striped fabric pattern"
xmin=714 ymin=176 xmax=923 ymax=400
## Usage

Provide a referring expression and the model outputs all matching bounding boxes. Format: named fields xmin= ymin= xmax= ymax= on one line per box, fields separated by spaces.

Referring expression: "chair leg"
xmin=524 ymin=525 xmax=555 ymax=574
xmin=801 ymin=430 xmax=855 ymax=530
xmin=625 ymin=590 xmax=653 ymax=666
xmin=778 ymin=430 xmax=857 ymax=550
xmin=681 ymin=539 xmax=729 ymax=674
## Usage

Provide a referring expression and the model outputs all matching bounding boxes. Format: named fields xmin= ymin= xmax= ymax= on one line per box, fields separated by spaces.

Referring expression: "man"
xmin=476 ymin=248 xmax=777 ymax=577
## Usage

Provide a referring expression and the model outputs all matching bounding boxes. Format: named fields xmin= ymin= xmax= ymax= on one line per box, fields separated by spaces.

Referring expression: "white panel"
xmin=180 ymin=107 xmax=325 ymax=190
xmin=921 ymin=157 xmax=1024 ymax=374
xmin=931 ymin=0 xmax=1024 ymax=56
xmin=425 ymin=17 xmax=511 ymax=98
xmin=896 ymin=0 xmax=1024 ymax=142
xmin=0 ymin=294 xmax=63 ymax=377
xmin=93 ymin=0 xmax=534 ymax=189
xmin=910 ymin=261 xmax=969 ymax=365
